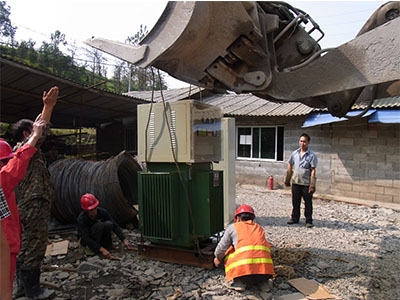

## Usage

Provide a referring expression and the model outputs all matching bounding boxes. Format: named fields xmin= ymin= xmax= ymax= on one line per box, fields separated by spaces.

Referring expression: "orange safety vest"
xmin=224 ymin=220 xmax=274 ymax=282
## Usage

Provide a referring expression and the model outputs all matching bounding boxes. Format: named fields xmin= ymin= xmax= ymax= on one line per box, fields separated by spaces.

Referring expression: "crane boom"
xmin=85 ymin=1 xmax=400 ymax=117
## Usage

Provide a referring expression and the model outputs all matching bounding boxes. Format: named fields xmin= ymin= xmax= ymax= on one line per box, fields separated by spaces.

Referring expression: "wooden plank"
xmin=45 ymin=240 xmax=69 ymax=256
xmin=288 ymin=277 xmax=335 ymax=299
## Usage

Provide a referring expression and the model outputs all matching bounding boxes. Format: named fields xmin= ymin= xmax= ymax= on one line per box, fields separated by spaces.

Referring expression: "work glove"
xmin=308 ymin=176 xmax=316 ymax=194
xmin=284 ymin=170 xmax=293 ymax=187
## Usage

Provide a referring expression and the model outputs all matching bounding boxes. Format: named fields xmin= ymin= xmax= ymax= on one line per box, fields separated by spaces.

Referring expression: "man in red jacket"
xmin=0 ymin=118 xmax=47 ymax=295
xmin=214 ymin=204 xmax=275 ymax=292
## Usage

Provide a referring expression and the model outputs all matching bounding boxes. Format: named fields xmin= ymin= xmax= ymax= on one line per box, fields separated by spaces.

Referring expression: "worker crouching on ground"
xmin=214 ymin=204 xmax=275 ymax=292
xmin=77 ymin=193 xmax=134 ymax=258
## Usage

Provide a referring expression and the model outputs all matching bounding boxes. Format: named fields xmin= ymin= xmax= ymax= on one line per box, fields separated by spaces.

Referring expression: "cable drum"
xmin=49 ymin=150 xmax=142 ymax=226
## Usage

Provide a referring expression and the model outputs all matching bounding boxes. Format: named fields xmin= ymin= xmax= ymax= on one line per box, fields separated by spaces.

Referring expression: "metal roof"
xmin=200 ymin=94 xmax=400 ymax=116
xmin=201 ymin=94 xmax=400 ymax=117
xmin=200 ymin=93 xmax=314 ymax=117
xmin=369 ymin=109 xmax=400 ymax=123
xmin=1 ymin=57 xmax=148 ymax=128
xmin=126 ymin=90 xmax=315 ymax=117
xmin=124 ymin=86 xmax=211 ymax=102
xmin=352 ymin=96 xmax=400 ymax=109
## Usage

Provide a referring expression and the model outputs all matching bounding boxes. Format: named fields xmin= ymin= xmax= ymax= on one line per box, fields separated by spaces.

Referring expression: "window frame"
xmin=236 ymin=126 xmax=284 ymax=161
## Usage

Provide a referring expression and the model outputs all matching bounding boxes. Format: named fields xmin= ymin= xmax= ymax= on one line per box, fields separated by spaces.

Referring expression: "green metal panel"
xmin=138 ymin=163 xmax=224 ymax=248
xmin=138 ymin=169 xmax=192 ymax=247
xmin=191 ymin=170 xmax=224 ymax=238
xmin=139 ymin=172 xmax=174 ymax=240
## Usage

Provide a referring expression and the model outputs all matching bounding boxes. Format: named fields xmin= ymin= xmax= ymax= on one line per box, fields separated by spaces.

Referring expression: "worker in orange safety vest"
xmin=214 ymin=204 xmax=275 ymax=292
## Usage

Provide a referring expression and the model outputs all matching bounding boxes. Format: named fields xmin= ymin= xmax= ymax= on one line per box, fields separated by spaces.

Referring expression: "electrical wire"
xmin=140 ymin=69 xmax=204 ymax=256
xmin=156 ymin=69 xmax=202 ymax=256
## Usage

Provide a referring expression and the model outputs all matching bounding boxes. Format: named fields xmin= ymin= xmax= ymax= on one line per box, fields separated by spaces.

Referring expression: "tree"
xmin=0 ymin=1 xmax=17 ymax=45
xmin=16 ymin=39 xmax=37 ymax=63
xmin=67 ymin=40 xmax=79 ymax=64
xmin=0 ymin=5 xmax=163 ymax=93
xmin=84 ymin=47 xmax=109 ymax=85
xmin=37 ymin=30 xmax=70 ymax=75
xmin=111 ymin=24 xmax=167 ymax=92
xmin=50 ymin=30 xmax=67 ymax=53
xmin=112 ymin=61 xmax=129 ymax=93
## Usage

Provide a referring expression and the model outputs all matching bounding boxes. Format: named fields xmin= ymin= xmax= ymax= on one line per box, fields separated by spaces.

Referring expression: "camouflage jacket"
xmin=14 ymin=126 xmax=55 ymax=207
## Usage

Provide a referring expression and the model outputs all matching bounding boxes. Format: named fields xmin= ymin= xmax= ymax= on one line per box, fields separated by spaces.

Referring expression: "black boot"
xmin=21 ymin=268 xmax=55 ymax=300
xmin=13 ymin=260 xmax=25 ymax=298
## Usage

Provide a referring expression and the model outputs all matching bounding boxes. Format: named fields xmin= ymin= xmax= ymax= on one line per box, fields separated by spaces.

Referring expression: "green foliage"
xmin=2 ymin=2 xmax=169 ymax=93
xmin=0 ymin=1 xmax=17 ymax=45
xmin=0 ymin=40 xmax=110 ymax=90
xmin=0 ymin=122 xmax=13 ymax=141
xmin=121 ymin=25 xmax=168 ymax=92
xmin=50 ymin=128 xmax=96 ymax=145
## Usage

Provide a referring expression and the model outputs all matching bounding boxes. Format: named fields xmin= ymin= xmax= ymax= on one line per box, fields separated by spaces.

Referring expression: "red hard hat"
xmin=0 ymin=139 xmax=14 ymax=161
xmin=234 ymin=204 xmax=255 ymax=220
xmin=80 ymin=193 xmax=99 ymax=211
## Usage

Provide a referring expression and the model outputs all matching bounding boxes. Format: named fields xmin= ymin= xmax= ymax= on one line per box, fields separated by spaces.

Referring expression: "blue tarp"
xmin=302 ymin=109 xmax=376 ymax=128
xmin=368 ymin=109 xmax=400 ymax=123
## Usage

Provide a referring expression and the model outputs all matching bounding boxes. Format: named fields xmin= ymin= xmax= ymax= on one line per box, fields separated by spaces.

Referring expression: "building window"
xmin=237 ymin=126 xmax=284 ymax=161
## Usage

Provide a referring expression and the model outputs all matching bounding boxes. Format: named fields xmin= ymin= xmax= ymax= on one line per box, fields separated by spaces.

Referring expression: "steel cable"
xmin=49 ymin=151 xmax=142 ymax=226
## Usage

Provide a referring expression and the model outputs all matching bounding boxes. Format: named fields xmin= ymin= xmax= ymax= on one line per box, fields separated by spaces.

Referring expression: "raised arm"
xmin=25 ymin=119 xmax=47 ymax=148
xmin=40 ymin=86 xmax=59 ymax=123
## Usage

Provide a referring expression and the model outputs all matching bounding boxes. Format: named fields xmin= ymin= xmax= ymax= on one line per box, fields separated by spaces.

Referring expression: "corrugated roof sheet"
xmin=126 ymin=92 xmax=400 ymax=118
xmin=124 ymin=87 xmax=206 ymax=102
xmin=126 ymin=90 xmax=315 ymax=117
xmin=369 ymin=109 xmax=400 ymax=123
xmin=352 ymin=96 xmax=400 ymax=109
xmin=1 ymin=56 xmax=147 ymax=128
xmin=201 ymin=94 xmax=314 ymax=116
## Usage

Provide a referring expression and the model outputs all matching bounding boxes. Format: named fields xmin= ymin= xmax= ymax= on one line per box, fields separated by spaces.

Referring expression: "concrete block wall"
xmin=327 ymin=121 xmax=400 ymax=204
xmin=235 ymin=117 xmax=400 ymax=205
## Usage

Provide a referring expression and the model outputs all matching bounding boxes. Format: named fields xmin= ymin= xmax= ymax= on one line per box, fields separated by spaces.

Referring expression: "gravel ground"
xmin=235 ymin=184 xmax=400 ymax=300
xmin=35 ymin=184 xmax=400 ymax=300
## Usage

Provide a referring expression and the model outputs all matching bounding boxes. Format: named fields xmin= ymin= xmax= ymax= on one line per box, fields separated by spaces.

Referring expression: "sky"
xmin=4 ymin=0 xmax=388 ymax=88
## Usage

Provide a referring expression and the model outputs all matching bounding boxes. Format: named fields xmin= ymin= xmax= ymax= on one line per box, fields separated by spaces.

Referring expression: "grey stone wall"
xmin=235 ymin=116 xmax=400 ymax=205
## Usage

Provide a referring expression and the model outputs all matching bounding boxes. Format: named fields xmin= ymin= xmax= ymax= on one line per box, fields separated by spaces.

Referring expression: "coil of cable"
xmin=49 ymin=150 xmax=142 ymax=226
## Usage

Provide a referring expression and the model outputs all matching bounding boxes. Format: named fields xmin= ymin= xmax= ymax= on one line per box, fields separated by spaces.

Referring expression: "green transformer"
xmin=137 ymin=100 xmax=224 ymax=248
xmin=138 ymin=163 xmax=224 ymax=248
